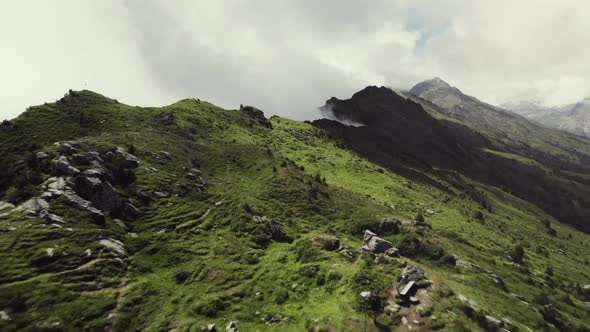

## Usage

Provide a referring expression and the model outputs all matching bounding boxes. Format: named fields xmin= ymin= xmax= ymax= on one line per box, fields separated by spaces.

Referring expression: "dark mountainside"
xmin=314 ymin=83 xmax=590 ymax=233
xmin=501 ymin=97 xmax=590 ymax=138
xmin=0 ymin=89 xmax=589 ymax=331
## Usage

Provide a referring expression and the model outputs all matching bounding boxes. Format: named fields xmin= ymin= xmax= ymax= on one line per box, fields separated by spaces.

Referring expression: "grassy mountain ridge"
xmin=0 ymin=90 xmax=589 ymax=331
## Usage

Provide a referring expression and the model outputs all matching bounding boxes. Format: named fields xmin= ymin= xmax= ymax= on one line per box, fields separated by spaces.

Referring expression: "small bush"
xmin=274 ymin=288 xmax=289 ymax=304
xmin=194 ymin=297 xmax=228 ymax=317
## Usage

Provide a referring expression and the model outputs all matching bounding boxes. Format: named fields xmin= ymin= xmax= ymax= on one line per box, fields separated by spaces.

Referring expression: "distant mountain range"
xmin=500 ymin=96 xmax=590 ymax=138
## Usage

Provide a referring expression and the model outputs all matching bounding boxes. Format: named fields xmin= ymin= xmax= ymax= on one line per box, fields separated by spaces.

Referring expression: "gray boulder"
xmin=51 ymin=156 xmax=80 ymax=175
xmin=225 ymin=321 xmax=239 ymax=332
xmin=13 ymin=197 xmax=49 ymax=218
xmin=0 ymin=201 xmax=15 ymax=211
xmin=115 ymin=147 xmax=139 ymax=168
xmin=485 ymin=315 xmax=503 ymax=328
xmin=361 ymin=230 xmax=393 ymax=255
xmin=55 ymin=142 xmax=76 ymax=154
xmin=36 ymin=151 xmax=50 ymax=160
xmin=40 ymin=210 xmax=65 ymax=224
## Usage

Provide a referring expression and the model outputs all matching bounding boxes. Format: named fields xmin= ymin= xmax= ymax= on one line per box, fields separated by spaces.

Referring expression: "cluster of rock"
xmin=361 ymin=230 xmax=399 ymax=258
xmin=396 ymin=265 xmax=427 ymax=304
xmin=12 ymin=141 xmax=143 ymax=226
xmin=199 ymin=321 xmax=239 ymax=332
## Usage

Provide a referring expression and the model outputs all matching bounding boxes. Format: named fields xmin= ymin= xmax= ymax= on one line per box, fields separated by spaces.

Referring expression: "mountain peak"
xmin=409 ymin=77 xmax=456 ymax=96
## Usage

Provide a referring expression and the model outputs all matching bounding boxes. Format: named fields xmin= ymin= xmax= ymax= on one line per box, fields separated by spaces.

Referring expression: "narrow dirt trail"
xmin=104 ymin=280 xmax=129 ymax=332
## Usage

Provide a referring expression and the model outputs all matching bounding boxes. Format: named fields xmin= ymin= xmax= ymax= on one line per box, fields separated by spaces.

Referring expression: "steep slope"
xmin=317 ymin=85 xmax=590 ymax=233
xmin=501 ymin=98 xmax=590 ymax=138
xmin=0 ymin=90 xmax=588 ymax=331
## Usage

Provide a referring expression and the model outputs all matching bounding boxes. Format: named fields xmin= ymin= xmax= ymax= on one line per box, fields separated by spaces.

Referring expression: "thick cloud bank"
xmin=1 ymin=0 xmax=589 ymax=120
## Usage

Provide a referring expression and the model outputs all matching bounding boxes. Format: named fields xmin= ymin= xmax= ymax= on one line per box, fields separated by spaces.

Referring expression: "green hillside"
xmin=0 ymin=90 xmax=588 ymax=331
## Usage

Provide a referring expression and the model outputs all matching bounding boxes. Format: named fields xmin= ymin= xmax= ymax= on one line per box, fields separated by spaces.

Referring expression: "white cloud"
xmin=1 ymin=0 xmax=589 ymax=121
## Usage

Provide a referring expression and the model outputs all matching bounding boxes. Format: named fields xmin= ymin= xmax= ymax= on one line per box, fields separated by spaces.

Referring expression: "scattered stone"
xmin=85 ymin=249 xmax=92 ymax=256
xmin=0 ymin=310 xmax=11 ymax=321
xmin=485 ymin=315 xmax=503 ymax=328
xmin=46 ymin=248 xmax=55 ymax=257
xmin=0 ymin=201 xmax=15 ymax=211
xmin=401 ymin=317 xmax=408 ymax=325
xmin=384 ymin=303 xmax=400 ymax=315
xmin=36 ymin=151 xmax=50 ymax=160
xmin=360 ymin=291 xmax=378 ymax=307
xmin=13 ymin=197 xmax=49 ymax=218
xmin=154 ymin=191 xmax=170 ymax=198
xmin=225 ymin=321 xmax=238 ymax=332
xmin=200 ymin=324 xmax=216 ymax=332
xmin=456 ymin=260 xmax=473 ymax=268
xmin=266 ymin=315 xmax=287 ymax=326
xmin=99 ymin=238 xmax=126 ymax=256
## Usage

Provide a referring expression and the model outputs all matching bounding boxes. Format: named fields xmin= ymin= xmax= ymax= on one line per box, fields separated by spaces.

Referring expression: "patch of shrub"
xmin=193 ymin=297 xmax=228 ymax=317
xmin=274 ymin=288 xmax=289 ymax=304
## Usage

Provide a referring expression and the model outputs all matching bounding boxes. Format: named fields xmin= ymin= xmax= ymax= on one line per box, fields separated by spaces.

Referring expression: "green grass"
xmin=0 ymin=90 xmax=588 ymax=331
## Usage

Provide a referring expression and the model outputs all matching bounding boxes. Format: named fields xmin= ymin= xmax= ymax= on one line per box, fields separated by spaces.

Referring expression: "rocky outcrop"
xmin=115 ymin=147 xmax=139 ymax=168
xmin=13 ymin=197 xmax=49 ymax=218
xmin=396 ymin=266 xmax=426 ymax=297
xmin=361 ymin=230 xmax=397 ymax=257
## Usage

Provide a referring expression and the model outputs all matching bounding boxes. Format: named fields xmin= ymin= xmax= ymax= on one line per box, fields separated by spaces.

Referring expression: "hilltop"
xmin=0 ymin=89 xmax=588 ymax=331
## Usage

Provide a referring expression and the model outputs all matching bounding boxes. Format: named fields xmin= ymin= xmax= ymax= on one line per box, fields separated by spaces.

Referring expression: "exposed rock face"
xmin=361 ymin=230 xmax=396 ymax=256
xmin=99 ymin=238 xmax=126 ymax=256
xmin=37 ymin=143 xmax=147 ymax=223
xmin=13 ymin=197 xmax=49 ymax=218
xmin=51 ymin=156 xmax=80 ymax=175
xmin=116 ymin=147 xmax=139 ymax=168
xmin=55 ymin=141 xmax=77 ymax=154
xmin=0 ymin=201 xmax=15 ymax=211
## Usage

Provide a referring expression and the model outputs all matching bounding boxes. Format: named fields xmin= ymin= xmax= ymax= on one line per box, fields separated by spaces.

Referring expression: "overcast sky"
xmin=1 ymin=0 xmax=589 ymax=121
